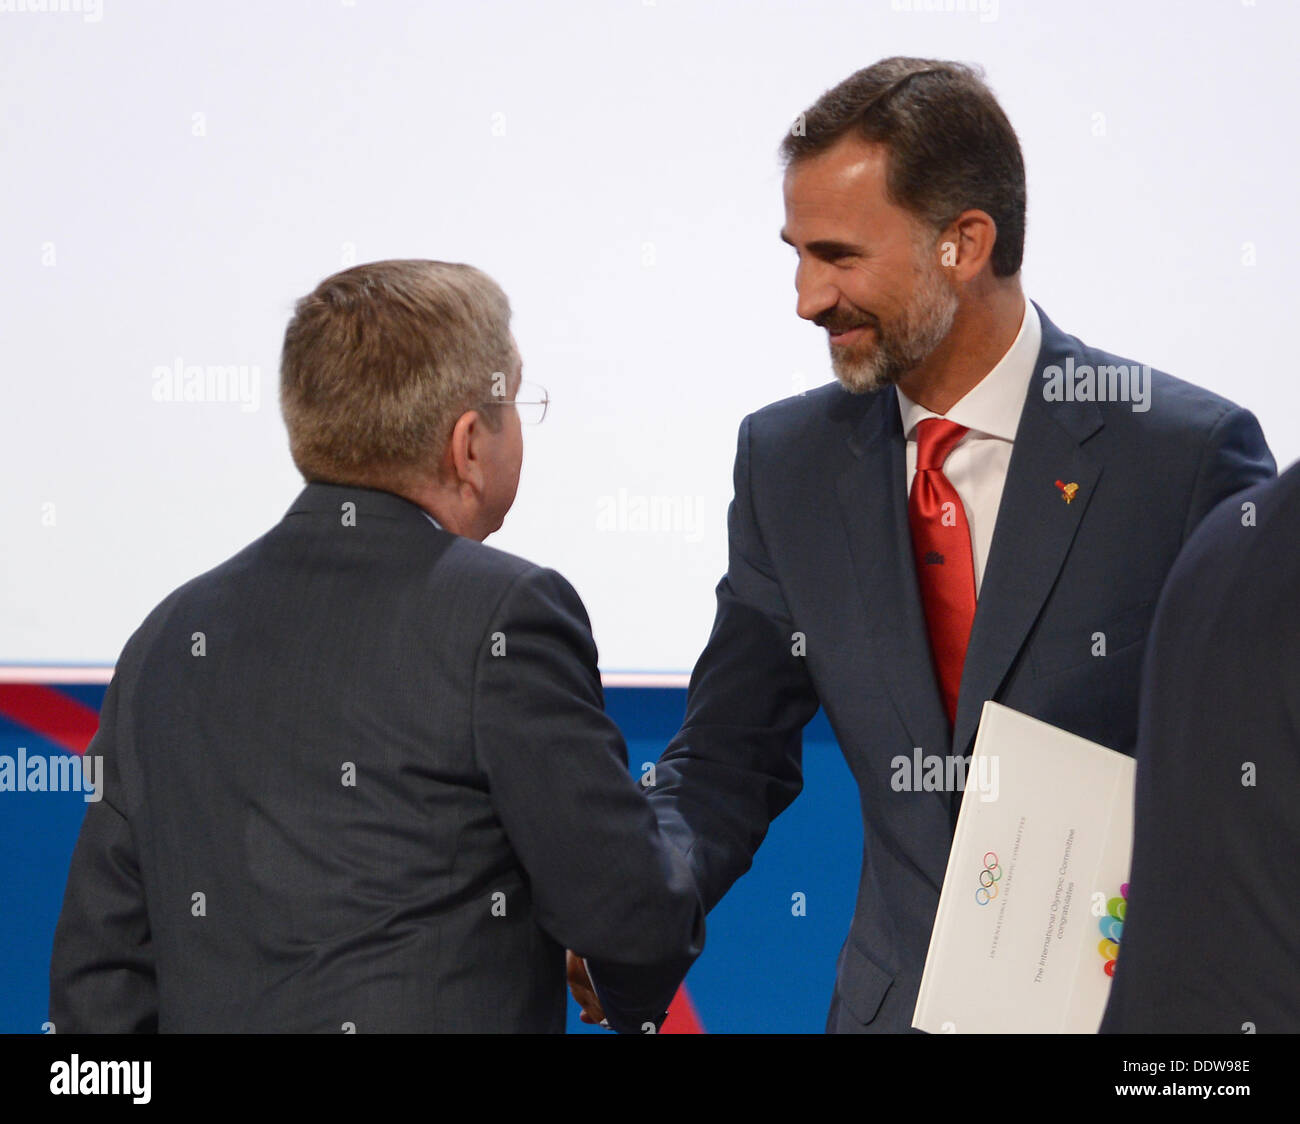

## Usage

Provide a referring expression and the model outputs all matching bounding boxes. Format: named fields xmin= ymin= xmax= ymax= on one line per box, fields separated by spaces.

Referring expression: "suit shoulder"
xmin=1179 ymin=457 xmax=1300 ymax=561
xmin=743 ymin=381 xmax=877 ymax=451
xmin=1143 ymin=368 xmax=1244 ymax=434
xmin=436 ymin=535 xmax=541 ymax=588
xmin=124 ymin=535 xmax=271 ymax=649
xmin=1152 ymin=460 xmax=1300 ymax=667
xmin=1070 ymin=339 xmax=1251 ymax=439
xmin=437 ymin=537 xmax=591 ymax=627
xmin=115 ymin=527 xmax=568 ymax=675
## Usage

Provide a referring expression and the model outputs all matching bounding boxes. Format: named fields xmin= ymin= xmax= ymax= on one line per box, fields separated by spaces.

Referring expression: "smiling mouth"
xmin=828 ymin=324 xmax=873 ymax=344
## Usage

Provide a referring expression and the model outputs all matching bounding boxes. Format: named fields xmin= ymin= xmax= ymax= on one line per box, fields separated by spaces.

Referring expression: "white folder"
xmin=913 ymin=701 xmax=1135 ymax=1033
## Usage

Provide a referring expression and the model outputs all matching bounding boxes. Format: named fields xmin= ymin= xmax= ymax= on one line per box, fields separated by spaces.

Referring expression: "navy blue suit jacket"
xmin=1101 ymin=461 xmax=1300 ymax=1033
xmin=649 ymin=302 xmax=1275 ymax=1032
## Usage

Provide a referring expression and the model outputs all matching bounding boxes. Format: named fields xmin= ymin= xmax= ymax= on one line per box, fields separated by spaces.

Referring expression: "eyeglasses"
xmin=480 ymin=380 xmax=548 ymax=425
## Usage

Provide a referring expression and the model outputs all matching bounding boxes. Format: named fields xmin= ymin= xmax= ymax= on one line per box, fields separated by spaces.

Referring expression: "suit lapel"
xmin=836 ymin=387 xmax=951 ymax=758
xmin=951 ymin=307 xmax=1104 ymax=757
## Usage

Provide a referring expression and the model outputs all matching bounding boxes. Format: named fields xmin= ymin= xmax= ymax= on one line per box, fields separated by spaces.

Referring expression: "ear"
xmin=939 ymin=209 xmax=998 ymax=282
xmin=441 ymin=410 xmax=487 ymax=496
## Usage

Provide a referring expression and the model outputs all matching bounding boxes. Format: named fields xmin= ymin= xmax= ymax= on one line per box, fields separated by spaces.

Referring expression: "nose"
xmin=794 ymin=258 xmax=840 ymax=325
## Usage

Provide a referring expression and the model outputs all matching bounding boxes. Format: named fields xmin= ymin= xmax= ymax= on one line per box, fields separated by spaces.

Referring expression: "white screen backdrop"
xmin=1 ymin=0 xmax=1295 ymax=672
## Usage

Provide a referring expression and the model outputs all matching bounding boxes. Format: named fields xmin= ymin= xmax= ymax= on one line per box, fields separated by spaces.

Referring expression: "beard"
xmin=825 ymin=251 xmax=959 ymax=394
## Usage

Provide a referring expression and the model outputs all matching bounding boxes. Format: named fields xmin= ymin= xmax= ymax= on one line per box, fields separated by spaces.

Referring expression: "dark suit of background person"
xmin=1100 ymin=461 xmax=1300 ymax=1034
xmin=646 ymin=302 xmax=1274 ymax=1033
xmin=49 ymin=481 xmax=704 ymax=1033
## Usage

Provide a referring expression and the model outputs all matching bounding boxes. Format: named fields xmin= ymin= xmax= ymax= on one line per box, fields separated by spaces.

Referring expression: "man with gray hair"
xmin=50 ymin=259 xmax=704 ymax=1034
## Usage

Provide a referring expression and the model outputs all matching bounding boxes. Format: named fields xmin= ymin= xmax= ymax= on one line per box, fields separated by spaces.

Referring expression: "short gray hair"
xmin=279 ymin=259 xmax=516 ymax=486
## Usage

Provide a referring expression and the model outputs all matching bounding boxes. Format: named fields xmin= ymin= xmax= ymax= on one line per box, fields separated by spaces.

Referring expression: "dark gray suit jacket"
xmin=49 ymin=483 xmax=704 ymax=1033
xmin=649 ymin=303 xmax=1275 ymax=1033
xmin=1101 ymin=461 xmax=1300 ymax=1033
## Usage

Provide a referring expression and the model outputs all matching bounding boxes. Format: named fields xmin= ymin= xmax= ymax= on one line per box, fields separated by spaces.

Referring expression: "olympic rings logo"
xmin=974 ymin=851 xmax=1002 ymax=906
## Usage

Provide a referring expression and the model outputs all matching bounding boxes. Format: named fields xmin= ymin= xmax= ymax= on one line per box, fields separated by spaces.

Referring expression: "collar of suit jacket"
xmin=285 ymin=481 xmax=442 ymax=526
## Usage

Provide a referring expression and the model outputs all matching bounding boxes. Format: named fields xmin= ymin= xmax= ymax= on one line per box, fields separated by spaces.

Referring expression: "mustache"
xmin=815 ymin=311 xmax=877 ymax=332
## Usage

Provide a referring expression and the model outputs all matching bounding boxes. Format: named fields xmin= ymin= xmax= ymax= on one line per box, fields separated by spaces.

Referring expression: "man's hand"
xmin=566 ymin=950 xmax=608 ymax=1027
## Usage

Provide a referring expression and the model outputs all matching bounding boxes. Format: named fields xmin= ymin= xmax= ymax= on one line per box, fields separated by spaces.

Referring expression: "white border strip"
xmin=0 ymin=667 xmax=115 ymax=684
xmin=0 ymin=666 xmax=690 ymax=689
xmin=599 ymin=672 xmax=691 ymax=689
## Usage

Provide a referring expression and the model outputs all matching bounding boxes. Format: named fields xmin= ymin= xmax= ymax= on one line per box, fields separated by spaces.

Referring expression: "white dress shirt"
xmin=895 ymin=299 xmax=1041 ymax=597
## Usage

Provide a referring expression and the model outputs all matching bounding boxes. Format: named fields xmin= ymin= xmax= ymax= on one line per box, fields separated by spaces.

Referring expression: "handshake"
xmin=566 ymin=953 xmax=609 ymax=1029
xmin=549 ymin=791 xmax=707 ymax=1036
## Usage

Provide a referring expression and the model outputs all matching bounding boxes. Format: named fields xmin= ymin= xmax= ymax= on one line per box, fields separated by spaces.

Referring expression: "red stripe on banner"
xmin=660 ymin=984 xmax=705 ymax=1034
xmin=0 ymin=684 xmax=101 ymax=756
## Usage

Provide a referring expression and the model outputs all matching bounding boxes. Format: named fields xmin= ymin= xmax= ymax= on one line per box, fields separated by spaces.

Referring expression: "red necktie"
xmin=908 ymin=418 xmax=976 ymax=726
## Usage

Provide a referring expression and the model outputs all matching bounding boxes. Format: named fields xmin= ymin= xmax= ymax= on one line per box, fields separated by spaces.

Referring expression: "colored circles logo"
xmin=975 ymin=851 xmax=1002 ymax=905
xmin=1097 ymin=883 xmax=1128 ymax=976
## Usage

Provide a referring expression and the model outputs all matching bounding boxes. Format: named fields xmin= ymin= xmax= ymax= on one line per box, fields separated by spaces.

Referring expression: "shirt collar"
xmin=423 ymin=512 xmax=443 ymax=530
xmin=896 ymin=298 xmax=1041 ymax=442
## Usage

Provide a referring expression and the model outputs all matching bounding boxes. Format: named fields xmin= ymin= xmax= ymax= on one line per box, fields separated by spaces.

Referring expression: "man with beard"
xmin=568 ymin=57 xmax=1275 ymax=1033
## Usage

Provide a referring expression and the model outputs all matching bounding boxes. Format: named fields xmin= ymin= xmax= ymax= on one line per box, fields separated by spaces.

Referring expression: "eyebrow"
xmin=779 ymin=230 xmax=861 ymax=257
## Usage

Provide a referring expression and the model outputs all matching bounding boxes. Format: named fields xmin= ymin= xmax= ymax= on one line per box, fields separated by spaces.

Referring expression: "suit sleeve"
xmin=1181 ymin=404 xmax=1275 ymax=539
xmin=648 ymin=414 xmax=822 ymax=913
xmin=48 ymin=667 xmax=158 ymax=1032
xmin=471 ymin=565 xmax=705 ymax=1033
